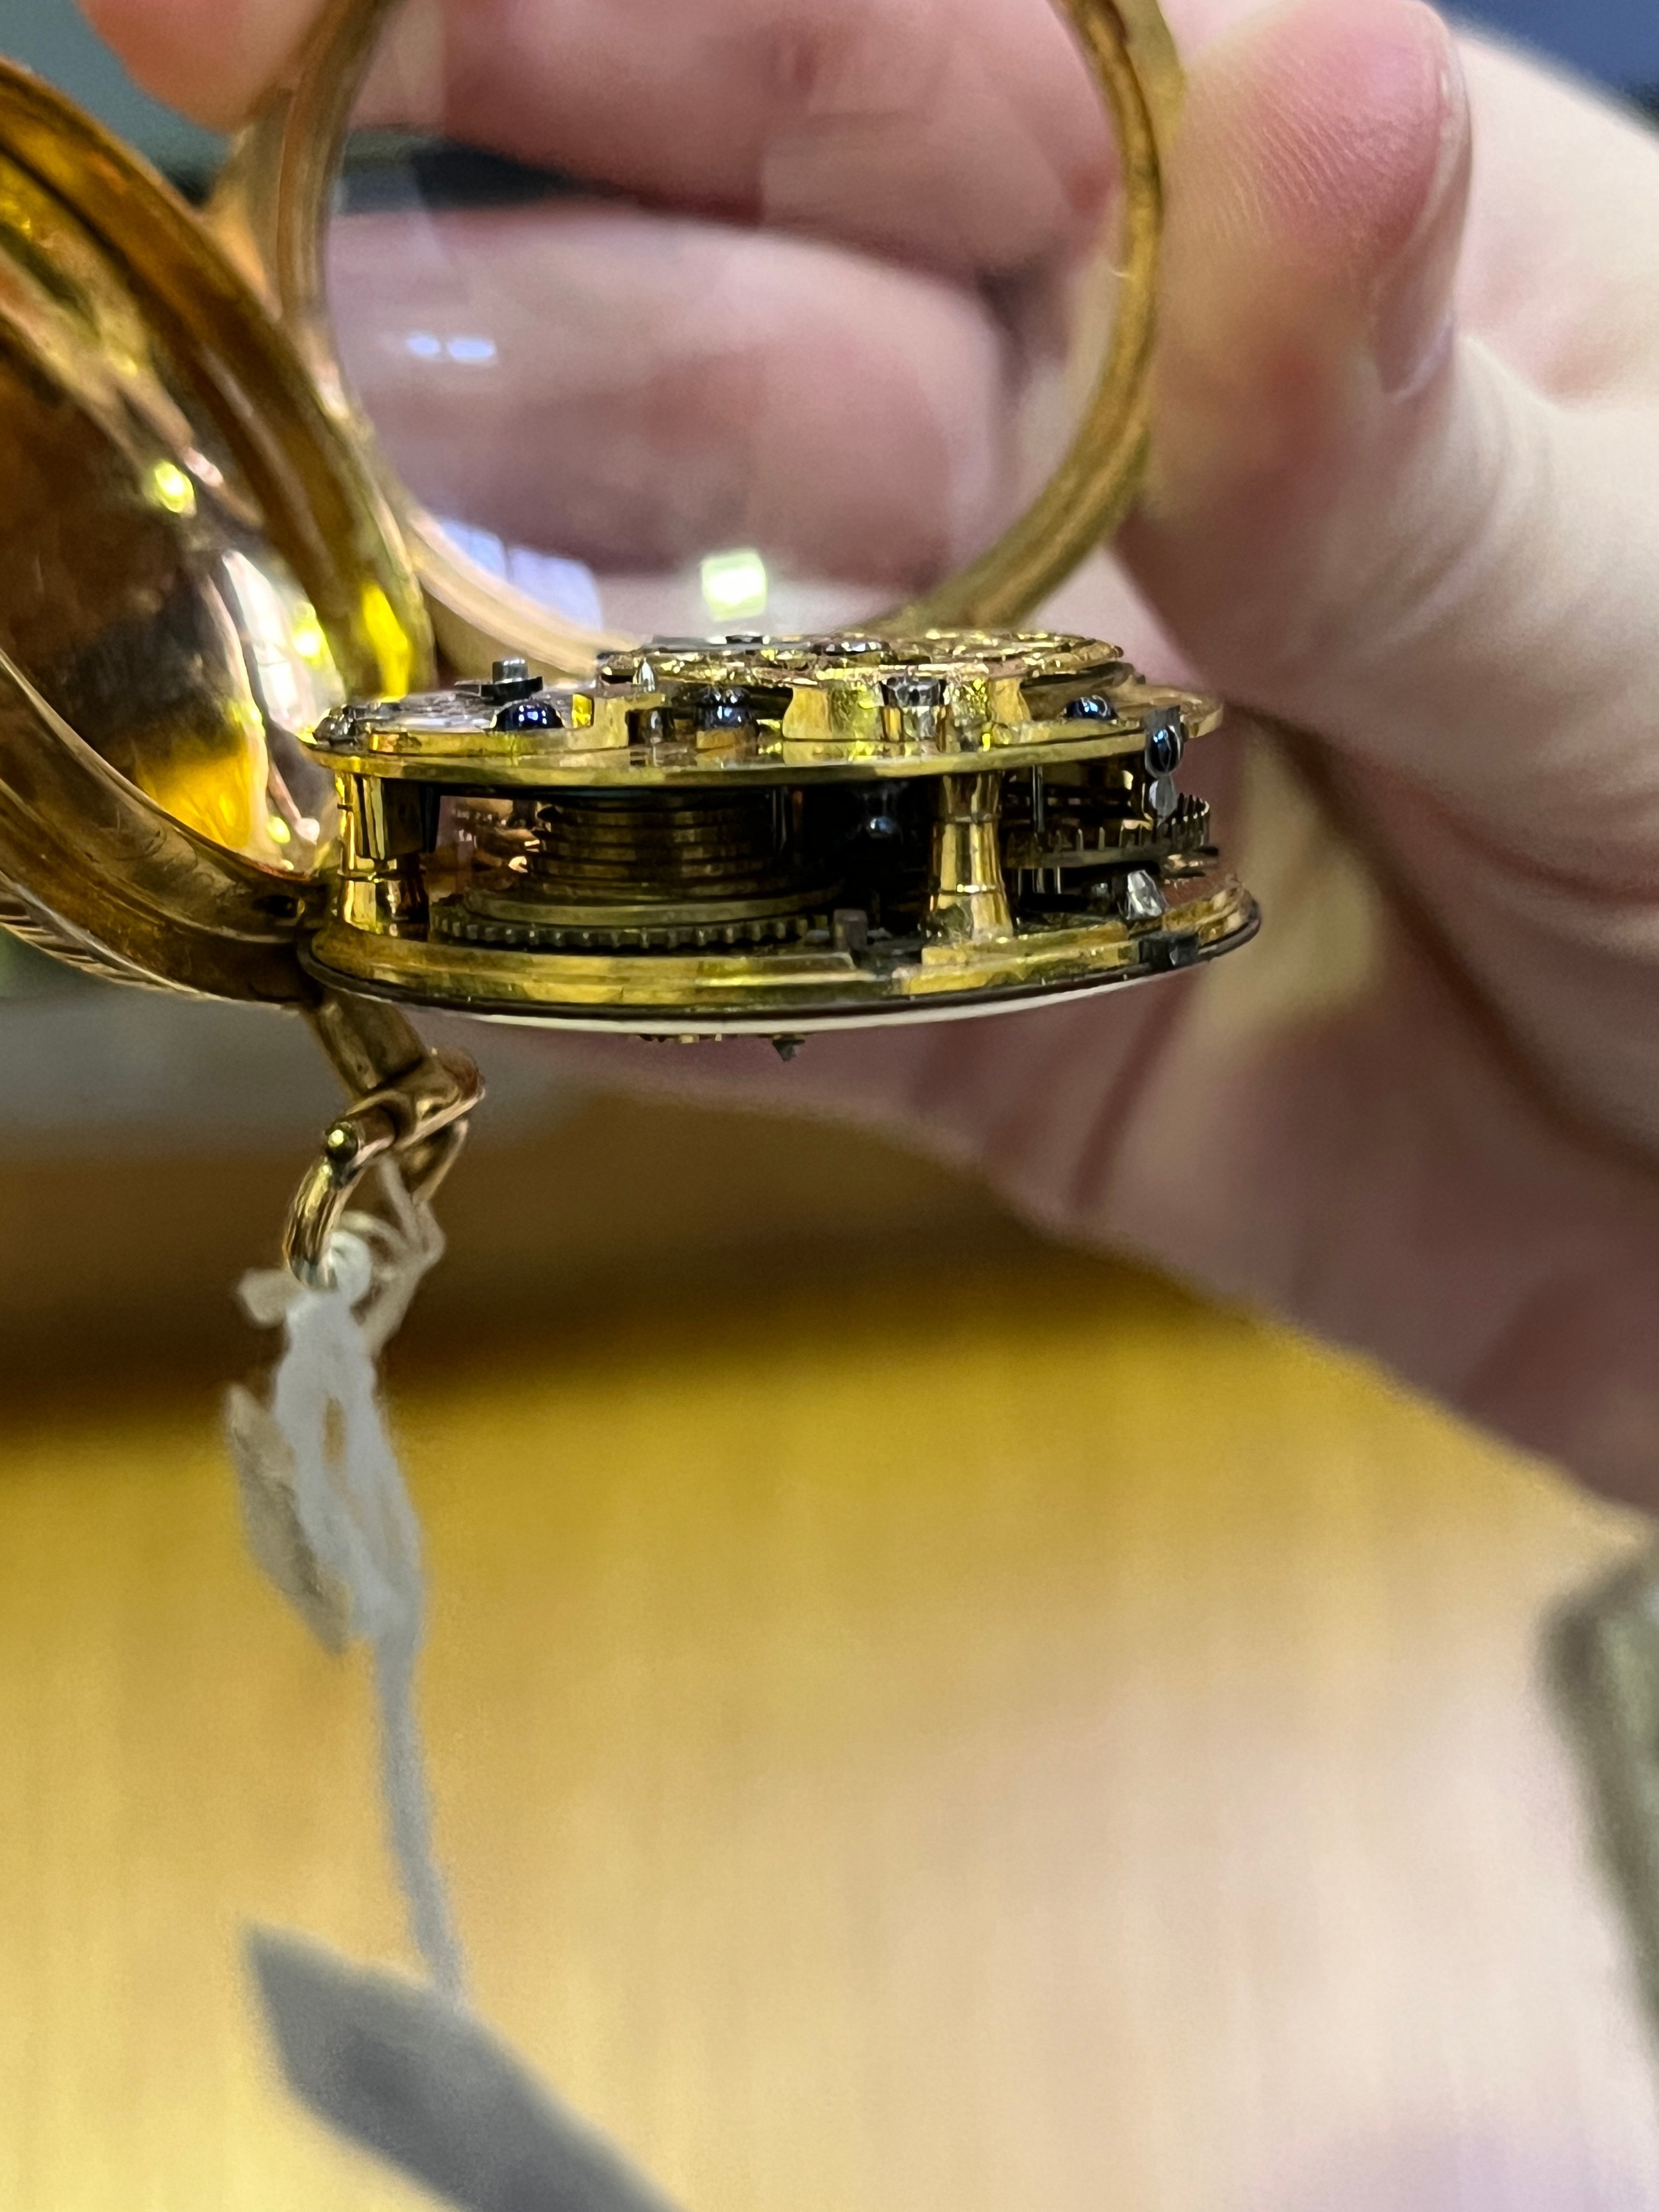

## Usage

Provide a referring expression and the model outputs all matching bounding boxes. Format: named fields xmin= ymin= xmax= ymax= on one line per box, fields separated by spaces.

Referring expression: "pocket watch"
xmin=0 ymin=0 xmax=1258 ymax=1270
xmin=1 ymin=3 xmax=1268 ymax=2182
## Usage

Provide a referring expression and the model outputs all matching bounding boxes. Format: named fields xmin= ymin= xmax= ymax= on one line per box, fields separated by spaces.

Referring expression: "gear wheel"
xmin=430 ymin=897 xmax=820 ymax=954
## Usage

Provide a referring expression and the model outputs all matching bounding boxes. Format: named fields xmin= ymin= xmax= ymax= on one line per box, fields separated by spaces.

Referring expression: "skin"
xmin=82 ymin=0 xmax=1659 ymax=1501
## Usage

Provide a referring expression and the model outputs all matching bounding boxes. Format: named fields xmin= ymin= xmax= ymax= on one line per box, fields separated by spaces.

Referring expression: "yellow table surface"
xmin=0 ymin=1106 xmax=1654 ymax=2211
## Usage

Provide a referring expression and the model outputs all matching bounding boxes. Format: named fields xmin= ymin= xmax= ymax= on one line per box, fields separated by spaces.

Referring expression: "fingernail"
xmin=1372 ymin=11 xmax=1471 ymax=397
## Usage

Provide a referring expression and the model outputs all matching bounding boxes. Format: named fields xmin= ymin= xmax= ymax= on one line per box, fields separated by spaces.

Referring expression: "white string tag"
xmin=228 ymin=1175 xmax=675 ymax=2210
xmin=228 ymin=1179 xmax=462 ymax=1994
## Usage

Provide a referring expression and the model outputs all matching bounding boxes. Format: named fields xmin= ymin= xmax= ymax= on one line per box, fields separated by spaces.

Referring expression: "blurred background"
xmin=1 ymin=4 xmax=1659 ymax=2211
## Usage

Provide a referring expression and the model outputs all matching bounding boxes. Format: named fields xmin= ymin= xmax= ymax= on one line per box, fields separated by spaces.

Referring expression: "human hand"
xmin=80 ymin=0 xmax=1659 ymax=1499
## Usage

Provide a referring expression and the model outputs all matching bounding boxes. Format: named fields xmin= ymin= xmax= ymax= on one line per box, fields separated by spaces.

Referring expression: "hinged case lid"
xmin=0 ymin=59 xmax=431 ymax=997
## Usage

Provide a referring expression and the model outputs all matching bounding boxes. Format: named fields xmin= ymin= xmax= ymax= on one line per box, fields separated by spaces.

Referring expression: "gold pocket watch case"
xmin=0 ymin=0 xmax=1257 ymax=1226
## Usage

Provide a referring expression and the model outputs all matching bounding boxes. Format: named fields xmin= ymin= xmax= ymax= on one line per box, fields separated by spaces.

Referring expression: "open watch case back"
xmin=0 ymin=0 xmax=1258 ymax=1248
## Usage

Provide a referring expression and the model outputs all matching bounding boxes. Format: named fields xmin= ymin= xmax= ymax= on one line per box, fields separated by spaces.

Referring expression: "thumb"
xmin=1123 ymin=0 xmax=1659 ymax=883
xmin=77 ymin=0 xmax=328 ymax=129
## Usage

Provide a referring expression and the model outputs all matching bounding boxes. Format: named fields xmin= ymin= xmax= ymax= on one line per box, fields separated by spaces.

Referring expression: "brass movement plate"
xmin=305 ymin=875 xmax=1258 ymax=1033
xmin=309 ymin=631 xmax=1224 ymax=784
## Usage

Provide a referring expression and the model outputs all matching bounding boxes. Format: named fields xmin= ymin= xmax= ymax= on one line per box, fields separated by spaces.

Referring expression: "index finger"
xmin=79 ymin=0 xmax=1237 ymax=279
